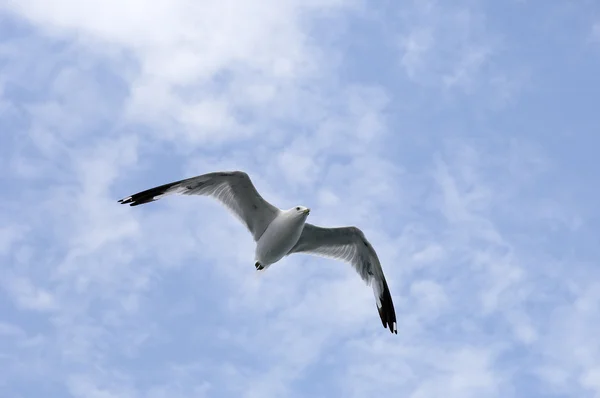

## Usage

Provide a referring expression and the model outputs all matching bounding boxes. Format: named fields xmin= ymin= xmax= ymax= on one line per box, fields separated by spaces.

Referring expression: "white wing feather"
xmin=118 ymin=171 xmax=280 ymax=241
xmin=288 ymin=223 xmax=397 ymax=334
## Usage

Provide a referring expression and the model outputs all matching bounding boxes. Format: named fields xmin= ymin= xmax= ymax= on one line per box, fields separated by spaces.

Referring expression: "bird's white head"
xmin=289 ymin=205 xmax=310 ymax=218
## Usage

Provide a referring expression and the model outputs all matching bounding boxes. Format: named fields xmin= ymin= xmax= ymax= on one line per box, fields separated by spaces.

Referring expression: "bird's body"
xmin=118 ymin=171 xmax=397 ymax=334
xmin=254 ymin=207 xmax=309 ymax=269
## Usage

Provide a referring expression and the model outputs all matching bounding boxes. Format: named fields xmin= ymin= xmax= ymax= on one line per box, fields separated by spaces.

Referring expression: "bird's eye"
xmin=296 ymin=207 xmax=300 ymax=211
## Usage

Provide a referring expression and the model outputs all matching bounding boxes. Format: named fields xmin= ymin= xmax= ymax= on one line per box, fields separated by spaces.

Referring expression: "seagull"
xmin=118 ymin=171 xmax=397 ymax=334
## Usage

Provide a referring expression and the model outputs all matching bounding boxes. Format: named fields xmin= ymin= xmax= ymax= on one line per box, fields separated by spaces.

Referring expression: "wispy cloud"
xmin=397 ymin=3 xmax=494 ymax=91
xmin=1 ymin=0 xmax=599 ymax=397
xmin=591 ymin=21 xmax=600 ymax=43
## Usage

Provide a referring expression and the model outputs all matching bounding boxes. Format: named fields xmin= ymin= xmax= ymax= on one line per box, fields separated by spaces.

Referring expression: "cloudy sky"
xmin=1 ymin=0 xmax=599 ymax=397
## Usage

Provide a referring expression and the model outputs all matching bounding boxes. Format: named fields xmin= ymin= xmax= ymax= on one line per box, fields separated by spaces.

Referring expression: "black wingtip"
xmin=377 ymin=277 xmax=398 ymax=335
xmin=117 ymin=179 xmax=185 ymax=207
xmin=117 ymin=196 xmax=156 ymax=206
xmin=118 ymin=197 xmax=157 ymax=206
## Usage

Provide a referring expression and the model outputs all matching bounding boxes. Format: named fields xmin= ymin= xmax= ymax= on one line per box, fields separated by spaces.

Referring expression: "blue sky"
xmin=1 ymin=0 xmax=600 ymax=397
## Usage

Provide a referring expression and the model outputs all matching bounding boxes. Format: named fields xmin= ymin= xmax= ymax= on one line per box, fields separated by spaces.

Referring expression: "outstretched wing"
xmin=118 ymin=171 xmax=280 ymax=241
xmin=288 ymin=223 xmax=397 ymax=334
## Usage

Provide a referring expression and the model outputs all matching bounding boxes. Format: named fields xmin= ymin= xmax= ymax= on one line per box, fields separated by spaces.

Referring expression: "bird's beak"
xmin=304 ymin=208 xmax=311 ymax=215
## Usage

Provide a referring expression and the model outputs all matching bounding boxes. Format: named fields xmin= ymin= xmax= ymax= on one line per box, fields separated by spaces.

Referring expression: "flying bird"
xmin=118 ymin=171 xmax=397 ymax=334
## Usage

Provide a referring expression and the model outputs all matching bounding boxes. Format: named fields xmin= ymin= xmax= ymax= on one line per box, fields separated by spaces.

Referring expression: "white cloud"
xmin=67 ymin=373 xmax=136 ymax=398
xmin=591 ymin=22 xmax=600 ymax=43
xmin=3 ymin=275 xmax=57 ymax=312
xmin=1 ymin=0 xmax=358 ymax=147
xmin=410 ymin=279 xmax=449 ymax=313
xmin=0 ymin=322 xmax=24 ymax=337
xmin=410 ymin=348 xmax=499 ymax=398
xmin=1 ymin=1 xmax=599 ymax=397
xmin=0 ymin=225 xmax=26 ymax=256
xmin=581 ymin=367 xmax=600 ymax=395
xmin=397 ymin=3 xmax=494 ymax=91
